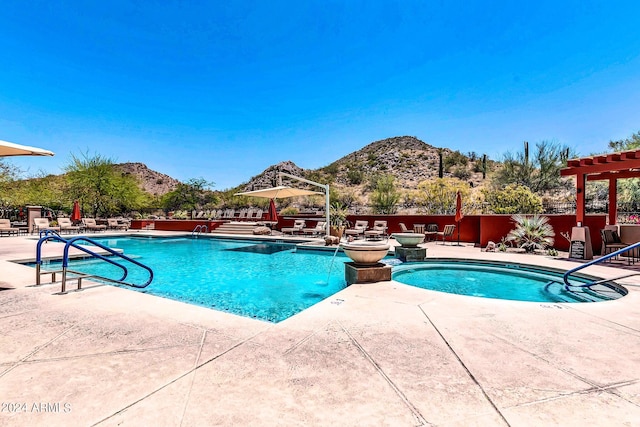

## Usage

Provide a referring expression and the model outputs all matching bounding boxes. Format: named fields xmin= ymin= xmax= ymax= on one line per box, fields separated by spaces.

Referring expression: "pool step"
xmin=211 ymin=222 xmax=262 ymax=235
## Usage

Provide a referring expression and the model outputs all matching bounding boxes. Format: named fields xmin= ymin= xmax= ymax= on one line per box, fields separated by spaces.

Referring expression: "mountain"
xmin=239 ymin=136 xmax=490 ymax=200
xmin=116 ymin=162 xmax=180 ymax=196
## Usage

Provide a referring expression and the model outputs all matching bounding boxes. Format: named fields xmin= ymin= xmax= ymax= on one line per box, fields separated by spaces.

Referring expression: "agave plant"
xmin=506 ymin=214 xmax=555 ymax=253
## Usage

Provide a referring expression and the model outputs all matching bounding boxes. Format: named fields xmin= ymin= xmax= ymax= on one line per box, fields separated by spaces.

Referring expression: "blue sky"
xmin=1 ymin=1 xmax=639 ymax=190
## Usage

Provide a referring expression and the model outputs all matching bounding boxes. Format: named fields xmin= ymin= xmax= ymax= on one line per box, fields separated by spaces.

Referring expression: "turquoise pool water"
xmin=393 ymin=261 xmax=626 ymax=303
xmin=43 ymin=236 xmax=348 ymax=322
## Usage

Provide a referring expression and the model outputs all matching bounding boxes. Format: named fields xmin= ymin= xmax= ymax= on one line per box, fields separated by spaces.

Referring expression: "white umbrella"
xmin=0 ymin=139 xmax=55 ymax=157
xmin=235 ymin=186 xmax=322 ymax=199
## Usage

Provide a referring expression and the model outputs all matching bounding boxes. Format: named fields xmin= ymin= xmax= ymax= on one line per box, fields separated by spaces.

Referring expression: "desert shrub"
xmin=506 ymin=214 xmax=555 ymax=253
xmin=483 ymin=184 xmax=542 ymax=214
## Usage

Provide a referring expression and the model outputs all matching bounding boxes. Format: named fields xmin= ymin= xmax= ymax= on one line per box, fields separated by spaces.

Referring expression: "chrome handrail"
xmin=191 ymin=224 xmax=208 ymax=238
xmin=563 ymin=241 xmax=640 ymax=290
xmin=35 ymin=234 xmax=153 ymax=292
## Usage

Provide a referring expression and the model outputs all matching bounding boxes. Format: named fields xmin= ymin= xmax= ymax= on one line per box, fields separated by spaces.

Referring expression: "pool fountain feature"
xmin=392 ymin=233 xmax=427 ymax=262
xmin=340 ymin=242 xmax=391 ymax=285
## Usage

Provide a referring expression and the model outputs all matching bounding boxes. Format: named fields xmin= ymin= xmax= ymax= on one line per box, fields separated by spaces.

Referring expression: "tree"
xmin=162 ymin=178 xmax=217 ymax=212
xmin=608 ymin=131 xmax=640 ymax=152
xmin=369 ymin=175 xmax=400 ymax=214
xmin=483 ymin=184 xmax=543 ymax=214
xmin=506 ymin=214 xmax=555 ymax=252
xmin=65 ymin=152 xmax=149 ymax=217
xmin=415 ymin=178 xmax=470 ymax=214
xmin=493 ymin=140 xmax=573 ymax=193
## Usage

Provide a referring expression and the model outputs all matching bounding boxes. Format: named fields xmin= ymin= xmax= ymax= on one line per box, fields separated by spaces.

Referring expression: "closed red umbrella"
xmin=454 ymin=191 xmax=463 ymax=245
xmin=266 ymin=198 xmax=278 ymax=223
xmin=71 ymin=200 xmax=81 ymax=223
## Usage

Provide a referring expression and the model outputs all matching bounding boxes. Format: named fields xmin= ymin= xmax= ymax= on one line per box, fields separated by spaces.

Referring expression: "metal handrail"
xmin=191 ymin=224 xmax=207 ymax=238
xmin=563 ymin=241 xmax=640 ymax=290
xmin=35 ymin=234 xmax=153 ymax=292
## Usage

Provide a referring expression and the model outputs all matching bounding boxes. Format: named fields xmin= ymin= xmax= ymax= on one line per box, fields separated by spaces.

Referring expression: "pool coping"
xmin=1 ymin=231 xmax=640 ymax=426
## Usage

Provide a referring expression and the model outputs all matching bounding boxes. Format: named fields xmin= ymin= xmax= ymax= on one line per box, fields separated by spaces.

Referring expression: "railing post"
xmin=61 ymin=267 xmax=67 ymax=293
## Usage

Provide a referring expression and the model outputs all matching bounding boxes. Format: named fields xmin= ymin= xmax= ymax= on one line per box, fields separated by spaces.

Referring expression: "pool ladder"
xmin=191 ymin=224 xmax=208 ymax=238
xmin=35 ymin=230 xmax=153 ymax=293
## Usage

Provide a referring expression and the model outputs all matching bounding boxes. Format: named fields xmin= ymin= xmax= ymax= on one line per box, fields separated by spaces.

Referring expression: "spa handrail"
xmin=192 ymin=224 xmax=207 ymax=238
xmin=563 ymin=241 xmax=640 ymax=290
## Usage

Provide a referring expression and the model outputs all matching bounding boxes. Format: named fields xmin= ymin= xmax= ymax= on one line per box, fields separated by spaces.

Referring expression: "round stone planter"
xmin=391 ymin=233 xmax=425 ymax=247
xmin=340 ymin=242 xmax=390 ymax=266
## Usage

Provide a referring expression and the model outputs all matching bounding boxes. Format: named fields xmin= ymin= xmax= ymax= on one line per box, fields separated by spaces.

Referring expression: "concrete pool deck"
xmin=1 ymin=232 xmax=639 ymax=426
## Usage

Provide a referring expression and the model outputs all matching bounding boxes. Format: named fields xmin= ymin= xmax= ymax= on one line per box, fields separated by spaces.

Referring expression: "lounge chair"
xmin=0 ymin=219 xmax=18 ymax=236
xmin=364 ymin=220 xmax=388 ymax=240
xmin=107 ymin=218 xmax=128 ymax=230
xmin=33 ymin=217 xmax=61 ymax=234
xmin=302 ymin=221 xmax=326 ymax=237
xmin=436 ymin=224 xmax=456 ymax=244
xmin=345 ymin=220 xmax=369 ymax=239
xmin=282 ymin=219 xmax=306 ymax=235
xmin=57 ymin=217 xmax=81 ymax=234
xmin=252 ymin=209 xmax=263 ymax=220
xmin=399 ymin=222 xmax=409 ymax=232
xmin=82 ymin=218 xmax=107 ymax=232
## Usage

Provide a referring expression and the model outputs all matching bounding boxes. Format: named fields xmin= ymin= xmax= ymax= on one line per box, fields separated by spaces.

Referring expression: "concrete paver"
xmin=1 ymin=232 xmax=639 ymax=426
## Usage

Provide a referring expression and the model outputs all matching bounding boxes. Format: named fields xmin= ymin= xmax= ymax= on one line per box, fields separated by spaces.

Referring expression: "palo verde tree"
xmin=369 ymin=174 xmax=401 ymax=214
xmin=493 ymin=140 xmax=574 ymax=194
xmin=65 ymin=152 xmax=149 ymax=217
xmin=415 ymin=177 xmax=470 ymax=214
xmin=161 ymin=178 xmax=217 ymax=212
xmin=482 ymin=184 xmax=543 ymax=214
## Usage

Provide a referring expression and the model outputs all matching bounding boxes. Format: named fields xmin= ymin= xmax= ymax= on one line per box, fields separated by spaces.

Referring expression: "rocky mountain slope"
xmin=116 ymin=162 xmax=180 ymax=196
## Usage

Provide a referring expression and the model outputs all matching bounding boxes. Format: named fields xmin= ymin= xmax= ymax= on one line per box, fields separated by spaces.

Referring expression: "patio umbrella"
xmin=70 ymin=200 xmax=81 ymax=223
xmin=454 ymin=191 xmax=464 ymax=246
xmin=0 ymin=139 xmax=54 ymax=157
xmin=266 ymin=198 xmax=278 ymax=223
xmin=235 ymin=186 xmax=322 ymax=199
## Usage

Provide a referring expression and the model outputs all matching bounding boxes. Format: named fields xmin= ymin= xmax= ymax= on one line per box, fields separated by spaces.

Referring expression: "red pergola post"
xmin=608 ymin=178 xmax=617 ymax=225
xmin=576 ymin=173 xmax=586 ymax=225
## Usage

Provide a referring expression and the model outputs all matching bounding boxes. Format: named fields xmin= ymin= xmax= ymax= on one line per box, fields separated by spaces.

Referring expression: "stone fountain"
xmin=391 ymin=233 xmax=427 ymax=262
xmin=340 ymin=241 xmax=391 ymax=285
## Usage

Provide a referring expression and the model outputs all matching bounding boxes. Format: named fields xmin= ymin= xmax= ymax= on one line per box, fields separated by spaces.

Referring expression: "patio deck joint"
xmin=419 ymin=306 xmax=511 ymax=427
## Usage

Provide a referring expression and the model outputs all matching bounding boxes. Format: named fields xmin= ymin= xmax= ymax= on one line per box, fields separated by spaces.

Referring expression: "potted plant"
xmin=329 ymin=202 xmax=348 ymax=239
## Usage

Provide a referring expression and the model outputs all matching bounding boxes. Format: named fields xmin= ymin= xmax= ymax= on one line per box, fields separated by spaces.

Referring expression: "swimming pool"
xmin=393 ymin=260 xmax=626 ymax=303
xmin=41 ymin=236 xmax=348 ymax=322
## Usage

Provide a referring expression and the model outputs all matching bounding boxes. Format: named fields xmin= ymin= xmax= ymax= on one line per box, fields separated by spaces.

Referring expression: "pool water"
xmin=393 ymin=261 xmax=626 ymax=303
xmin=44 ymin=236 xmax=348 ymax=322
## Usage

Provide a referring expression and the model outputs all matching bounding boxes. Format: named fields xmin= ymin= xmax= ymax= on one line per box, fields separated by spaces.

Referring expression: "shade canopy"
xmin=0 ymin=139 xmax=55 ymax=157
xmin=235 ymin=185 xmax=322 ymax=199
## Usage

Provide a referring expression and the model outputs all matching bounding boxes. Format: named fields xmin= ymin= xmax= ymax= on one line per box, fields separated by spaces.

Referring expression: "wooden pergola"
xmin=560 ymin=149 xmax=640 ymax=225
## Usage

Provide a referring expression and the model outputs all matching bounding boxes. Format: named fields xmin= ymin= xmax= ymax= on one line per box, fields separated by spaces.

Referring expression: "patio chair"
xmin=364 ymin=220 xmax=388 ymax=240
xmin=399 ymin=222 xmax=409 ymax=232
xmin=107 ymin=218 xmax=128 ymax=230
xmin=282 ymin=219 xmax=306 ymax=235
xmin=0 ymin=219 xmax=18 ymax=236
xmin=33 ymin=217 xmax=61 ymax=234
xmin=302 ymin=221 xmax=326 ymax=237
xmin=600 ymin=229 xmax=628 ymax=261
xmin=58 ymin=217 xmax=81 ymax=234
xmin=82 ymin=218 xmax=107 ymax=232
xmin=345 ymin=220 xmax=369 ymax=239
xmin=424 ymin=223 xmax=439 ymax=241
xmin=436 ymin=224 xmax=456 ymax=244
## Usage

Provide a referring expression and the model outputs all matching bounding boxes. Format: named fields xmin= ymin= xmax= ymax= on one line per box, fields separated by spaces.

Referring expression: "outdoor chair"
xmin=33 ymin=217 xmax=61 ymax=234
xmin=365 ymin=220 xmax=388 ymax=240
xmin=82 ymin=218 xmax=107 ymax=232
xmin=282 ymin=219 xmax=306 ymax=235
xmin=345 ymin=220 xmax=369 ymax=239
xmin=0 ymin=219 xmax=18 ymax=236
xmin=302 ymin=221 xmax=326 ymax=237
xmin=399 ymin=222 xmax=409 ymax=232
xmin=436 ymin=224 xmax=456 ymax=245
xmin=600 ymin=229 xmax=628 ymax=262
xmin=425 ymin=223 xmax=439 ymax=241
xmin=107 ymin=218 xmax=128 ymax=230
xmin=58 ymin=217 xmax=81 ymax=234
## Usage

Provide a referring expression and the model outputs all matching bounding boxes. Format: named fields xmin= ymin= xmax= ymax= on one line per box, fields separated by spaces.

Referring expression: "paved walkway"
xmin=1 ymin=232 xmax=639 ymax=426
